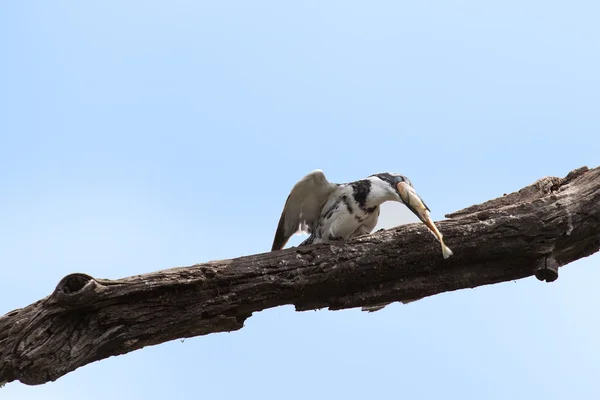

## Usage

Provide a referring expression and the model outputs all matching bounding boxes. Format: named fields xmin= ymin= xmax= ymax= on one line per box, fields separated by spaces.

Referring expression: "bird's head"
xmin=371 ymin=172 xmax=430 ymax=223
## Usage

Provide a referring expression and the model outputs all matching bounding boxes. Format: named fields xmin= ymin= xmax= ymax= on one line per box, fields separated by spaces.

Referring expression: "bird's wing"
xmin=271 ymin=170 xmax=337 ymax=251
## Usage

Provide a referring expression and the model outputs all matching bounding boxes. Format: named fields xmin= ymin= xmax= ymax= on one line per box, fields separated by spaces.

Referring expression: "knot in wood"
xmin=51 ymin=273 xmax=101 ymax=308
xmin=476 ymin=211 xmax=491 ymax=221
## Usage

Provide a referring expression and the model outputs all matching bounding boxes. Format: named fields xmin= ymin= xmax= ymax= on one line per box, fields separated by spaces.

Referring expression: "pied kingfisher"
xmin=271 ymin=170 xmax=453 ymax=312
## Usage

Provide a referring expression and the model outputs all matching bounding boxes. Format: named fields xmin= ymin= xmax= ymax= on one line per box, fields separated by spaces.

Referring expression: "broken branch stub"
xmin=0 ymin=166 xmax=599 ymax=386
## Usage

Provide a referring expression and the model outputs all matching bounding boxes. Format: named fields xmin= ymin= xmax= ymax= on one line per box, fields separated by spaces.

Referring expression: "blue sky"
xmin=1 ymin=1 xmax=599 ymax=398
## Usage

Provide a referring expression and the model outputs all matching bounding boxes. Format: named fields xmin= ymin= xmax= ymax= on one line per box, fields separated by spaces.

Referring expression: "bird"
xmin=272 ymin=169 xmax=431 ymax=251
xmin=271 ymin=170 xmax=451 ymax=312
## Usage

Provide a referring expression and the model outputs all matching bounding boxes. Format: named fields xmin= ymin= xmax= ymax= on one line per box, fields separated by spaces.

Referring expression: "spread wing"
xmin=271 ymin=170 xmax=338 ymax=251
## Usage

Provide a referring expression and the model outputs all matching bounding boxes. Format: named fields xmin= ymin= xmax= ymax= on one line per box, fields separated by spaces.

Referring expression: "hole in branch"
xmin=56 ymin=273 xmax=95 ymax=294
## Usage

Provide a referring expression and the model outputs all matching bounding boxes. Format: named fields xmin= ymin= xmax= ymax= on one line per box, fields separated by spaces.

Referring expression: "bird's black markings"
xmin=323 ymin=199 xmax=340 ymax=221
xmin=350 ymin=180 xmax=371 ymax=211
xmin=324 ymin=208 xmax=334 ymax=220
xmin=300 ymin=235 xmax=315 ymax=246
xmin=341 ymin=195 xmax=353 ymax=214
xmin=354 ymin=215 xmax=364 ymax=223
xmin=372 ymin=172 xmax=405 ymax=188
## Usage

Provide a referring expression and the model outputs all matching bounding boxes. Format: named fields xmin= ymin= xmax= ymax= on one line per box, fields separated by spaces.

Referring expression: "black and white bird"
xmin=272 ymin=170 xmax=435 ymax=250
xmin=271 ymin=170 xmax=452 ymax=312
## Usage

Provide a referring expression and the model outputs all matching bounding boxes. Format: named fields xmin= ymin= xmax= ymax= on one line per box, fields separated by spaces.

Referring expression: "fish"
xmin=397 ymin=181 xmax=454 ymax=259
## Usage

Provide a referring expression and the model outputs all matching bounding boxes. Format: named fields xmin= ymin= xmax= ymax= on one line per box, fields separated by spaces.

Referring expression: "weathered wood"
xmin=1 ymin=166 xmax=599 ymax=386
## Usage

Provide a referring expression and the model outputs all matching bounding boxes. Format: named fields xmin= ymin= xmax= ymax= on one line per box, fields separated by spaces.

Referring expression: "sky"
xmin=1 ymin=1 xmax=599 ymax=398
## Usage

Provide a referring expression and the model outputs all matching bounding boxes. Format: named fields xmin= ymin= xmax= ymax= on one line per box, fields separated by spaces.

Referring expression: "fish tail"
xmin=442 ymin=244 xmax=453 ymax=259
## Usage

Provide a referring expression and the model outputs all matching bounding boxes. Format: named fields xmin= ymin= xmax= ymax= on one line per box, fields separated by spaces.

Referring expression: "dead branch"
xmin=1 ymin=166 xmax=598 ymax=386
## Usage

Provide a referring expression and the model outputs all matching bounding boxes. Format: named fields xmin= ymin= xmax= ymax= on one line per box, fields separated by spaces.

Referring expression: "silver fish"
xmin=396 ymin=181 xmax=453 ymax=259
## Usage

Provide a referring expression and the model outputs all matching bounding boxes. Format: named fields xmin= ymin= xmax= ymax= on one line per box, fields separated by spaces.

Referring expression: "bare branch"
xmin=1 ymin=166 xmax=599 ymax=386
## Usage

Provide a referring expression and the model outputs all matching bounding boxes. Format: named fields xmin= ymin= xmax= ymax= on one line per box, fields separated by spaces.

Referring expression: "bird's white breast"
xmin=311 ymin=185 xmax=379 ymax=244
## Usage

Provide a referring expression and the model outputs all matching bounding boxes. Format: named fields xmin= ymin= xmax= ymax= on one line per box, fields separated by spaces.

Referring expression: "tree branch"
xmin=1 ymin=166 xmax=599 ymax=386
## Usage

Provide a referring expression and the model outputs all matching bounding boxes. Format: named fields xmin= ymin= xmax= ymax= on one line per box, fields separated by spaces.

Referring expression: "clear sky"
xmin=1 ymin=1 xmax=599 ymax=399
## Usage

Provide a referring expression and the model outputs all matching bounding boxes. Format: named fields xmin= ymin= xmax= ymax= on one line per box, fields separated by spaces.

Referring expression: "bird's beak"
xmin=396 ymin=181 xmax=429 ymax=225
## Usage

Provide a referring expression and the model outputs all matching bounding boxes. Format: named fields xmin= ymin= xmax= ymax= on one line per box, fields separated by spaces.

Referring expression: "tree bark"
xmin=1 ymin=166 xmax=599 ymax=386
